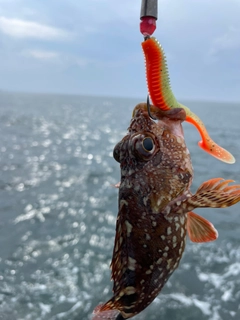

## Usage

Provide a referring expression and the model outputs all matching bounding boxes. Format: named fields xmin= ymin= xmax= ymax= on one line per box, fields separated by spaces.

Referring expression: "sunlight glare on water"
xmin=0 ymin=93 xmax=239 ymax=320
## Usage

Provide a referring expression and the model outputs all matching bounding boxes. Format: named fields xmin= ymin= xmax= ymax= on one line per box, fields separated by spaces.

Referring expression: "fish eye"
xmin=142 ymin=137 xmax=154 ymax=152
xmin=131 ymin=133 xmax=156 ymax=160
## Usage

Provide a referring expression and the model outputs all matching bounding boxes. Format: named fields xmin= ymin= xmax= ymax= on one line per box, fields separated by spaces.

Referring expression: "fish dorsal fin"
xmin=187 ymin=211 xmax=218 ymax=243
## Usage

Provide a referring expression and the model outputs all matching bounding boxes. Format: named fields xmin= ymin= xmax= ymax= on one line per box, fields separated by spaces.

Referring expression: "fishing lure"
xmin=142 ymin=36 xmax=235 ymax=164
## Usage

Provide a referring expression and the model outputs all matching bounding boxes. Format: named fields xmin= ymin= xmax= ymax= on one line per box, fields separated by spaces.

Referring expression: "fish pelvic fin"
xmin=178 ymin=103 xmax=235 ymax=164
xmin=142 ymin=37 xmax=179 ymax=111
xmin=187 ymin=211 xmax=218 ymax=243
xmin=93 ymin=301 xmax=120 ymax=320
xmin=187 ymin=178 xmax=240 ymax=209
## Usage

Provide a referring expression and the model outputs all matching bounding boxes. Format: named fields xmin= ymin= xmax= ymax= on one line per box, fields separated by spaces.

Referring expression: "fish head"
xmin=113 ymin=103 xmax=193 ymax=211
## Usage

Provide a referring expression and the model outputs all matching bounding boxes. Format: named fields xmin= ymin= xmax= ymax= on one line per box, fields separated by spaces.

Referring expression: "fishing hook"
xmin=147 ymin=95 xmax=157 ymax=120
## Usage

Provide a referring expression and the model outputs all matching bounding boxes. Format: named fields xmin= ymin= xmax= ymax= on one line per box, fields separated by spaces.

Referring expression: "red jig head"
xmin=140 ymin=0 xmax=158 ymax=37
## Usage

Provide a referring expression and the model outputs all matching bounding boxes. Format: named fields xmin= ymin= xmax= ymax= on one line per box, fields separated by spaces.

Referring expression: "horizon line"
xmin=0 ymin=88 xmax=239 ymax=105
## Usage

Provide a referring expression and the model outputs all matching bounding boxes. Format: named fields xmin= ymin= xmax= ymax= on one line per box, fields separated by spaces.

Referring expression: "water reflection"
xmin=0 ymin=93 xmax=239 ymax=320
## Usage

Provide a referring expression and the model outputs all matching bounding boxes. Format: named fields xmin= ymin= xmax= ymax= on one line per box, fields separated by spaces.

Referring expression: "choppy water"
xmin=0 ymin=92 xmax=240 ymax=320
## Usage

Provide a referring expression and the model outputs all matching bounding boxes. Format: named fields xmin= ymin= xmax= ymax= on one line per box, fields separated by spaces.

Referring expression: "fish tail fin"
xmin=187 ymin=178 xmax=240 ymax=209
xmin=92 ymin=301 xmax=120 ymax=320
xmin=178 ymin=103 xmax=235 ymax=164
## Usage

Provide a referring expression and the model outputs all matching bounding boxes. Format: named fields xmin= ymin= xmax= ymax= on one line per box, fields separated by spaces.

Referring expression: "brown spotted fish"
xmin=92 ymin=103 xmax=240 ymax=320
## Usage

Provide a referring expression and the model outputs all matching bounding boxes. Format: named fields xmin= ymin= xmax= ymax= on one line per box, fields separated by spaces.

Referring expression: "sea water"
xmin=0 ymin=92 xmax=239 ymax=320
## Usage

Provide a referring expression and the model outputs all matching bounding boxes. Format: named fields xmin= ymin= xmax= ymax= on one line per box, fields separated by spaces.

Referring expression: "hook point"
xmin=147 ymin=95 xmax=157 ymax=120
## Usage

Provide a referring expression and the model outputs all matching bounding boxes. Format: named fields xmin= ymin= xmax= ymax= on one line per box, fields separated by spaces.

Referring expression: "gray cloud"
xmin=23 ymin=49 xmax=60 ymax=60
xmin=209 ymin=27 xmax=240 ymax=56
xmin=0 ymin=16 xmax=72 ymax=40
xmin=0 ymin=0 xmax=239 ymax=101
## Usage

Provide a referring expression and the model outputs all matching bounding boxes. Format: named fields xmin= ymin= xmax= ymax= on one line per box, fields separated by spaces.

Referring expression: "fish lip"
xmin=156 ymin=117 xmax=185 ymax=139
xmin=132 ymin=103 xmax=186 ymax=124
xmin=153 ymin=107 xmax=187 ymax=122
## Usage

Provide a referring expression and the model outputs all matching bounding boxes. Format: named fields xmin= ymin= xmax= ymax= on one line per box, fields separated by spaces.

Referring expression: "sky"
xmin=0 ymin=0 xmax=240 ymax=101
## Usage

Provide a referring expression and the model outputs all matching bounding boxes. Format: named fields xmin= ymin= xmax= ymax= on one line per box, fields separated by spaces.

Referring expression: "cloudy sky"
xmin=0 ymin=0 xmax=239 ymax=101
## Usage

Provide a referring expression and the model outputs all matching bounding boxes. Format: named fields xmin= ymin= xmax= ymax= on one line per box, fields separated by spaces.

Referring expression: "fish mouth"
xmin=132 ymin=103 xmax=186 ymax=139
xmin=133 ymin=102 xmax=186 ymax=121
xmin=157 ymin=115 xmax=185 ymax=139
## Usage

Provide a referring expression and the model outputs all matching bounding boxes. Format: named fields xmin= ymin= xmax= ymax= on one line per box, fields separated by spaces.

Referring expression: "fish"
xmin=141 ymin=36 xmax=235 ymax=164
xmin=92 ymin=103 xmax=240 ymax=320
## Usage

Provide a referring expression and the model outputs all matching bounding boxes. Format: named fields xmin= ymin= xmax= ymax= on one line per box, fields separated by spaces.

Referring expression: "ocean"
xmin=0 ymin=92 xmax=239 ymax=320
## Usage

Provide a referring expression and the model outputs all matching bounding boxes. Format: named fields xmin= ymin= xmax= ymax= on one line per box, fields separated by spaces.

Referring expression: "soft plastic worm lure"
xmin=142 ymin=36 xmax=235 ymax=164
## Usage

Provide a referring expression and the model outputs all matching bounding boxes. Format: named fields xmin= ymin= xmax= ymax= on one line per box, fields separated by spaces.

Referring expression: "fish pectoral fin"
xmin=187 ymin=211 xmax=218 ymax=243
xmin=187 ymin=178 xmax=240 ymax=209
xmin=163 ymin=178 xmax=240 ymax=214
